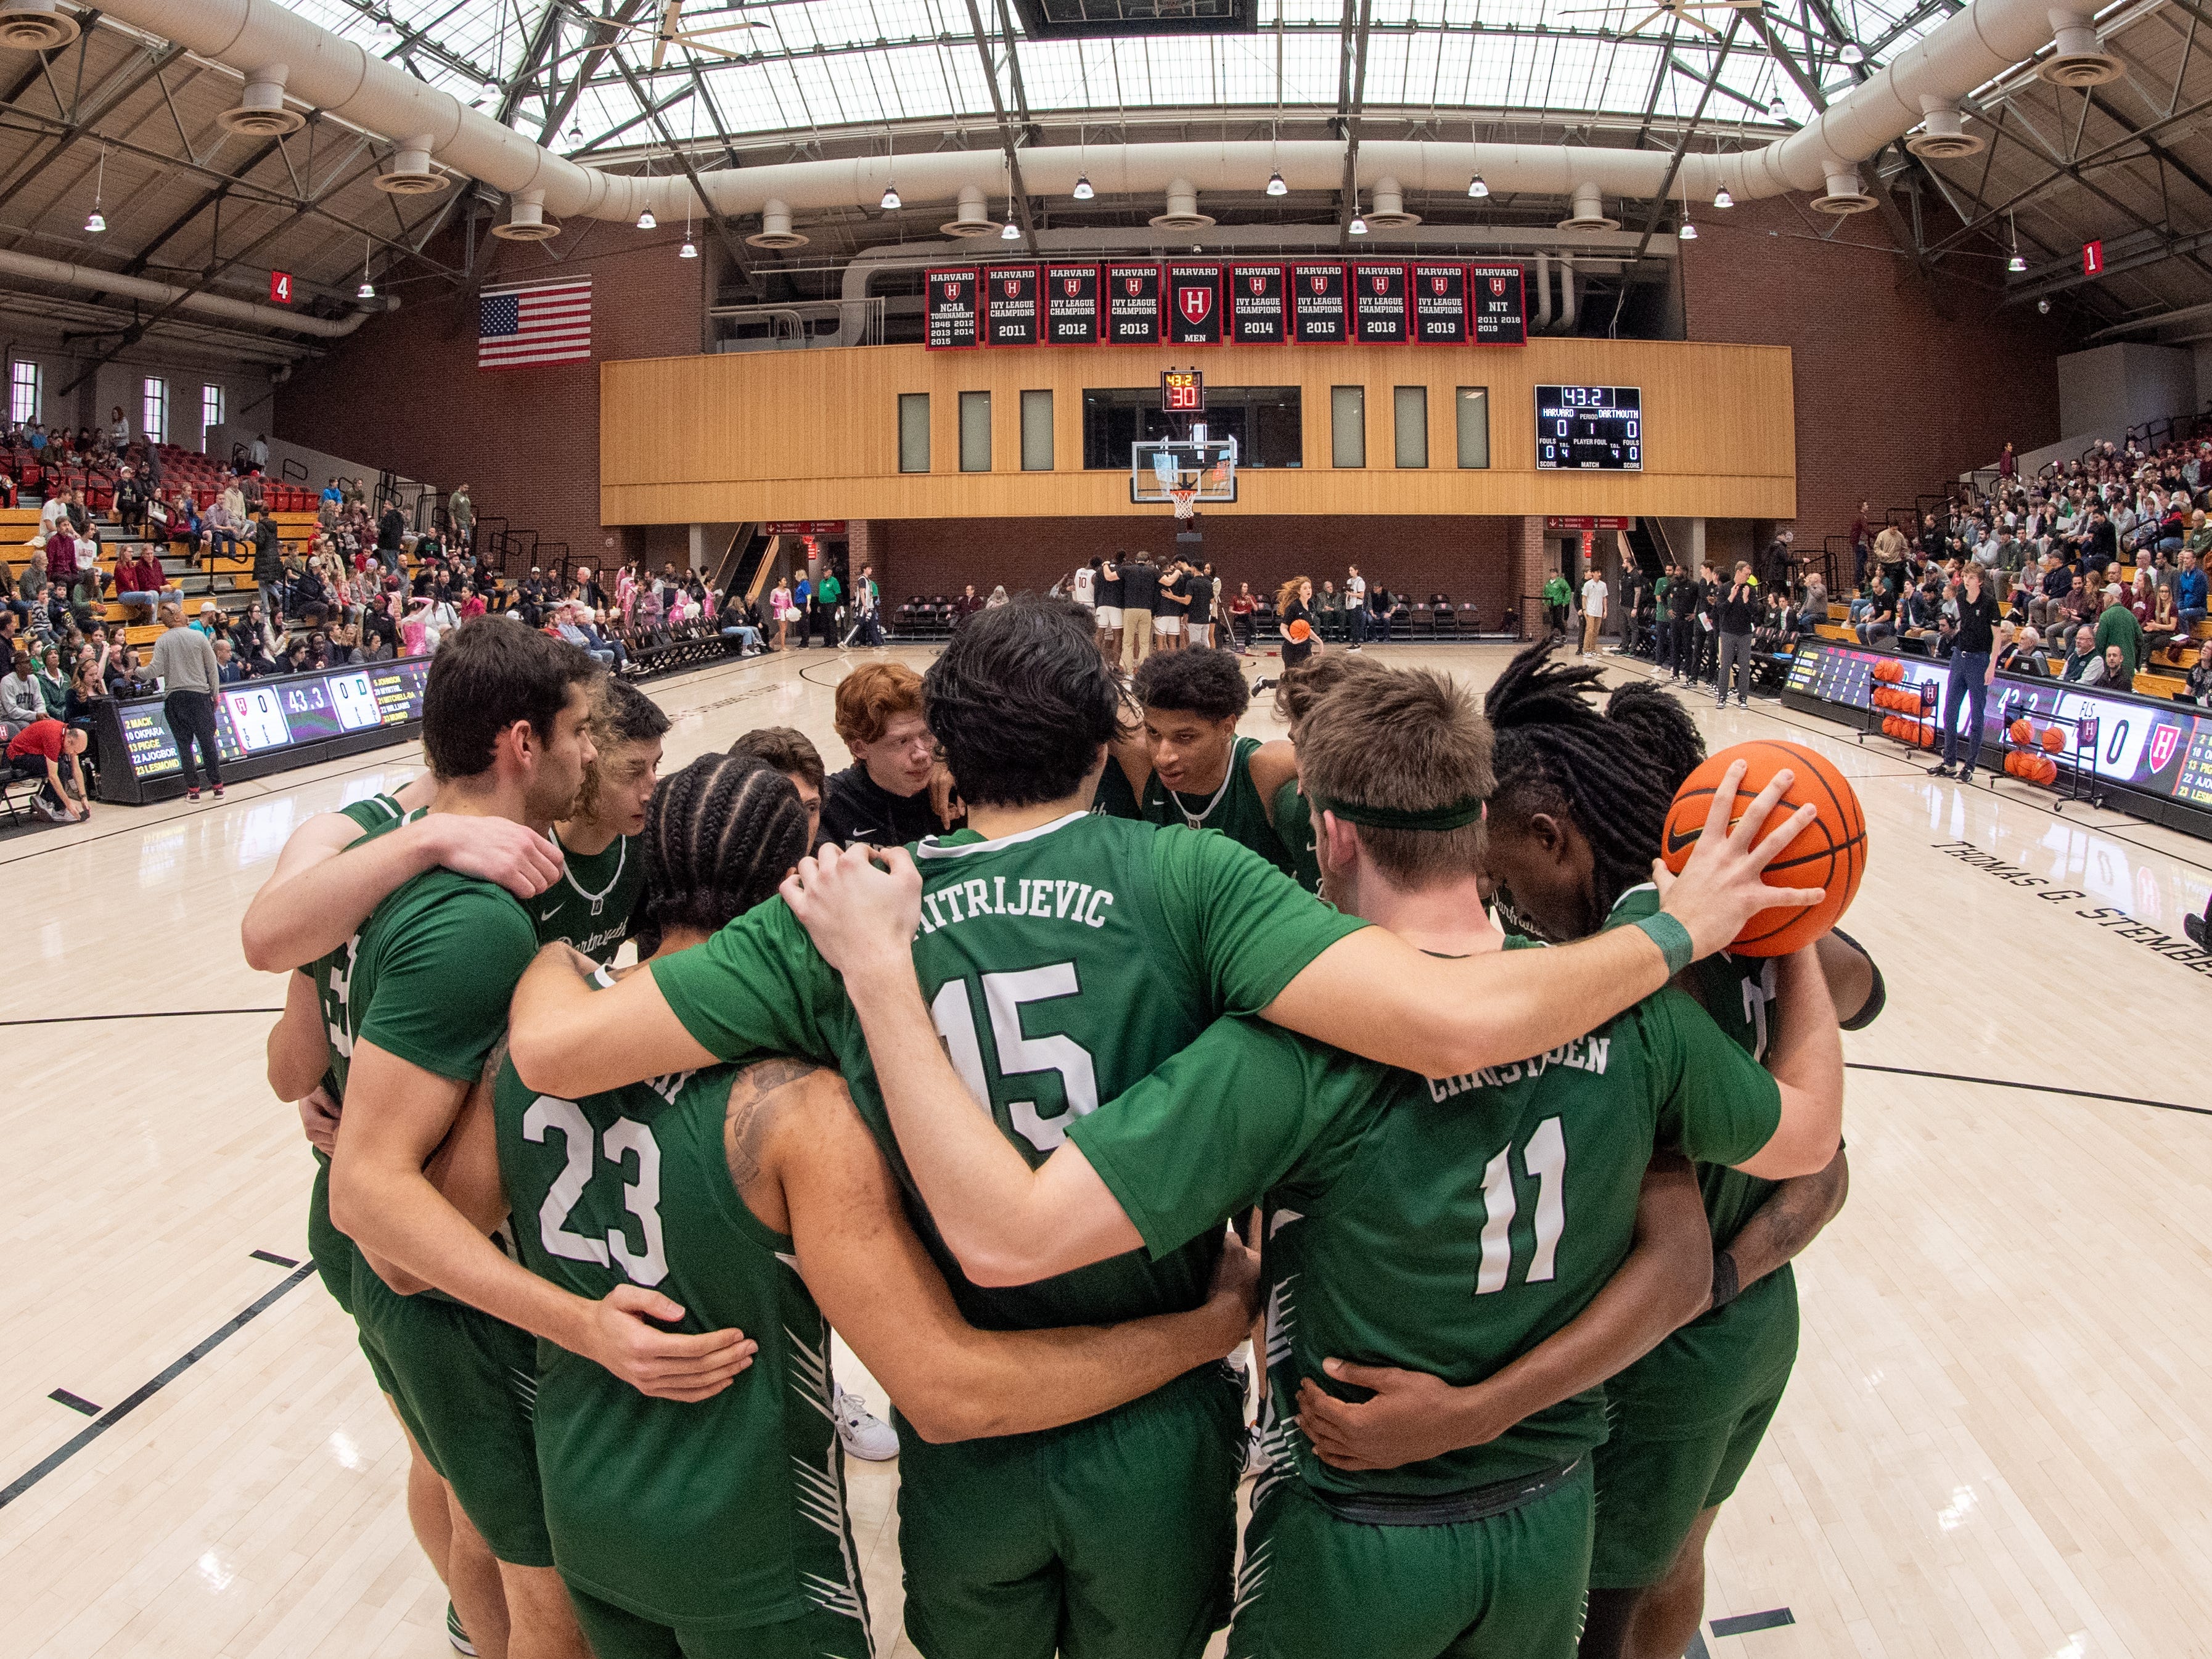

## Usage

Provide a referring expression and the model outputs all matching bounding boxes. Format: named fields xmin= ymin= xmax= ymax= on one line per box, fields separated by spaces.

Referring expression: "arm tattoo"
xmin=723 ymin=1058 xmax=822 ymax=1194
xmin=481 ymin=1033 xmax=510 ymax=1088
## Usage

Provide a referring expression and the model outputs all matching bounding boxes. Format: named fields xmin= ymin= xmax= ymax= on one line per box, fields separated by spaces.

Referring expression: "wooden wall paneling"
xmin=599 ymin=338 xmax=1795 ymax=524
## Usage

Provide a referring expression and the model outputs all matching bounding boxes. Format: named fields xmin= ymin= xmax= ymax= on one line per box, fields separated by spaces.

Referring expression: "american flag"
xmin=478 ymin=277 xmax=592 ymax=371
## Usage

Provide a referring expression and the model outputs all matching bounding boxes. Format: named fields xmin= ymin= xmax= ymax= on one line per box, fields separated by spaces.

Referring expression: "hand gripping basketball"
xmin=1658 ymin=742 xmax=1868 ymax=957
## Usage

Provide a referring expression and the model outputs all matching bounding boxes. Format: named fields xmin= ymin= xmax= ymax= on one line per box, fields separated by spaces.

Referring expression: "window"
xmin=1081 ymin=387 xmax=1301 ymax=470
xmin=201 ymin=384 xmax=224 ymax=444
xmin=898 ymin=393 xmax=930 ymax=473
xmin=1020 ymin=390 xmax=1054 ymax=471
xmin=1456 ymin=387 xmax=1491 ymax=470
xmin=959 ymin=390 xmax=991 ymax=472
xmin=1393 ymin=386 xmax=1428 ymax=469
xmin=1330 ymin=385 xmax=1366 ymax=469
xmin=9 ymin=360 xmax=38 ymax=424
xmin=141 ymin=375 xmax=168 ymax=444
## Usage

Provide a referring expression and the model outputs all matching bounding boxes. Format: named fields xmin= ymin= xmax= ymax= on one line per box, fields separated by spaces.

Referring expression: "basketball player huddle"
xmin=248 ymin=604 xmax=1876 ymax=1659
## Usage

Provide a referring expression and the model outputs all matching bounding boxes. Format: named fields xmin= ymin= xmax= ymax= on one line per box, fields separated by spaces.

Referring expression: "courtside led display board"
xmin=1536 ymin=384 xmax=1642 ymax=470
xmin=91 ymin=658 xmax=432 ymax=805
xmin=1783 ymin=639 xmax=2212 ymax=824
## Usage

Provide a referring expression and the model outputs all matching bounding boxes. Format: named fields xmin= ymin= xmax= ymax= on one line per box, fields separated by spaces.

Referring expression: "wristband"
xmin=1710 ymin=1250 xmax=1741 ymax=1310
xmin=1632 ymin=912 xmax=1696 ymax=977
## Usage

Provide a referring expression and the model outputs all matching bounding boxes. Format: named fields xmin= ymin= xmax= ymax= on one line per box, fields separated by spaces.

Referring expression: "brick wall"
xmin=1681 ymin=195 xmax=2067 ymax=553
xmin=274 ymin=231 xmax=705 ymax=569
xmin=862 ymin=512 xmax=1522 ymax=624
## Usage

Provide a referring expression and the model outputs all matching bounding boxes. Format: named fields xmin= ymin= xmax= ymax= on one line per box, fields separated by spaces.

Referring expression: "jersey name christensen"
xmin=1426 ymin=1034 xmax=1613 ymax=1102
xmin=916 ymin=876 xmax=1116 ymax=934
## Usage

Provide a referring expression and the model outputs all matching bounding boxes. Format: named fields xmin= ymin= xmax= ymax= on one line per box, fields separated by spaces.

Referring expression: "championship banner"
xmin=1353 ymin=263 xmax=1409 ymax=344
xmin=986 ymin=265 xmax=1040 ymax=346
xmin=1165 ymin=263 xmax=1223 ymax=346
xmin=925 ymin=268 xmax=980 ymax=349
xmin=1229 ymin=263 xmax=1285 ymax=343
xmin=1292 ymin=262 xmax=1348 ymax=343
xmin=1106 ymin=262 xmax=1163 ymax=345
xmin=1471 ymin=265 xmax=1528 ymax=346
xmin=1046 ymin=264 xmax=1100 ymax=344
xmin=1414 ymin=263 xmax=1469 ymax=344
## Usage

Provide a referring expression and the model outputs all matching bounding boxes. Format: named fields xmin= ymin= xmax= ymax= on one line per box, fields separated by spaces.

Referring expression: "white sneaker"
xmin=834 ymin=1388 xmax=898 ymax=1461
xmin=1243 ymin=1423 xmax=1270 ymax=1478
xmin=31 ymin=798 xmax=67 ymax=823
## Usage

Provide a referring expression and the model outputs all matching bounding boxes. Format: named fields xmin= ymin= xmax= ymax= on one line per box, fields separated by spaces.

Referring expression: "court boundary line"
xmin=0 ymin=1008 xmax=283 ymax=1027
xmin=0 ymin=1261 xmax=317 ymax=1510
xmin=1848 ymin=1061 xmax=2211 ymax=1118
xmin=1602 ymin=656 xmax=2212 ymax=876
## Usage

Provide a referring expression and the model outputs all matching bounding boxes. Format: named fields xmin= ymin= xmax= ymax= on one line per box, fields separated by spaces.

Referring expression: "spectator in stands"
xmin=106 ymin=642 xmax=154 ymax=696
xmin=319 ymin=478 xmax=342 ymax=527
xmin=63 ymin=652 xmax=105 ymax=742
xmin=114 ymin=465 xmax=146 ymax=537
xmin=2187 ymin=639 xmax=2212 ymax=705
xmin=819 ymin=661 xmax=954 ymax=848
xmin=13 ymin=544 xmax=44 ymax=610
xmin=421 ymin=589 xmax=458 ymax=650
xmin=113 ymin=547 xmax=178 ymax=622
xmin=1856 ymin=578 xmax=1897 ymax=646
xmin=375 ymin=499 xmax=404 ymax=571
xmin=715 ymin=598 xmax=763 ymax=658
xmin=2179 ymin=547 xmax=2210 ymax=629
xmin=449 ymin=484 xmax=474 ymax=551
xmin=2058 ymin=625 xmax=2102 ymax=682
xmin=986 ymin=584 xmax=1010 ymax=611
xmin=248 ymin=505 xmax=284 ymax=620
xmin=2 ymin=648 xmax=47 ymax=738
xmin=1796 ymin=570 xmax=1829 ymax=634
xmin=1227 ymin=582 xmax=1256 ymax=655
xmin=728 ymin=725 xmax=825 ymax=849
xmin=1761 ymin=527 xmax=1796 ymax=591
xmin=33 ymin=646 xmax=66 ymax=719
xmin=952 ymin=584 xmax=985 ymax=629
xmin=1998 ymin=625 xmax=2046 ymax=676
xmin=240 ymin=469 xmax=266 ymax=516
xmin=7 ymin=715 xmax=89 ymax=822
xmin=201 ymin=490 xmax=243 ymax=565
xmin=2095 ymin=583 xmax=2144 ymax=678
xmin=213 ymin=637 xmax=245 ymax=684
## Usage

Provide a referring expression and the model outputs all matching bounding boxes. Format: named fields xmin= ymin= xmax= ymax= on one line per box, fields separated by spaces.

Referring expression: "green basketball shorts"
xmin=564 ymin=1583 xmax=872 ymax=1659
xmin=349 ymin=1255 xmax=551 ymax=1568
xmin=1226 ymin=1462 xmax=1594 ymax=1659
xmin=895 ymin=1362 xmax=1245 ymax=1659
xmin=306 ymin=1154 xmax=357 ymax=1317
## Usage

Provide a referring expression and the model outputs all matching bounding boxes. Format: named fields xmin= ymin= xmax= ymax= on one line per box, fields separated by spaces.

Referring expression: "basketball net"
xmin=1168 ymin=486 xmax=1199 ymax=523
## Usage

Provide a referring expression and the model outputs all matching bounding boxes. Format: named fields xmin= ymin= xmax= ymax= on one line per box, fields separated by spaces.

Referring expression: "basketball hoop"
xmin=1168 ymin=486 xmax=1199 ymax=522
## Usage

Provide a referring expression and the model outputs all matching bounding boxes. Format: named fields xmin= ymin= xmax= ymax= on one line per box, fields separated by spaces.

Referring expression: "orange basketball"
xmin=1873 ymin=658 xmax=1904 ymax=684
xmin=1661 ymin=740 xmax=1867 ymax=956
xmin=2033 ymin=755 xmax=2058 ymax=786
xmin=2009 ymin=718 xmax=2033 ymax=746
xmin=1283 ymin=618 xmax=1313 ymax=644
xmin=2039 ymin=726 xmax=2065 ymax=753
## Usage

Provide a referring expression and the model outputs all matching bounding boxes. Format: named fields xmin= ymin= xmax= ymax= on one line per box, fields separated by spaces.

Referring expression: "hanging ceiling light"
xmin=1266 ymin=169 xmax=1288 ymax=195
xmin=1713 ymin=186 xmax=1734 ymax=208
xmin=880 ymin=182 xmax=901 ymax=210
xmin=1000 ymin=216 xmax=1022 ymax=240
xmin=1467 ymin=173 xmax=1489 ymax=199
xmin=1769 ymin=92 xmax=1787 ymax=117
xmin=2009 ymin=252 xmax=2028 ymax=272
xmin=84 ymin=146 xmax=106 ymax=233
xmin=1840 ymin=41 xmax=1864 ymax=63
xmin=2039 ymin=298 xmax=2052 ymax=314
xmin=567 ymin=118 xmax=583 ymax=144
xmin=1678 ymin=219 xmax=1698 ymax=240
xmin=2007 ymin=210 xmax=2026 ymax=272
xmin=1348 ymin=210 xmax=1368 ymax=234
xmin=636 ymin=206 xmax=657 ymax=229
xmin=1073 ymin=173 xmax=1094 ymax=200
xmin=356 ymin=232 xmax=375 ymax=299
xmin=679 ymin=237 xmax=697 ymax=258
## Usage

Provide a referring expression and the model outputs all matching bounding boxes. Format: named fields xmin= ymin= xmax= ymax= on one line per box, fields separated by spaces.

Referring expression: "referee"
xmin=1928 ymin=563 xmax=2000 ymax=785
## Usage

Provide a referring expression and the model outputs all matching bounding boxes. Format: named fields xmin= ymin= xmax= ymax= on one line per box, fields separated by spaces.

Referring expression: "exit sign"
xmin=2082 ymin=240 xmax=2105 ymax=277
xmin=268 ymin=270 xmax=293 ymax=305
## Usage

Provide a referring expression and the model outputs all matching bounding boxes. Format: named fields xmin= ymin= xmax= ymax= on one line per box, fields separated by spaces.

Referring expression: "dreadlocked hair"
xmin=1483 ymin=640 xmax=1705 ymax=926
xmin=639 ymin=753 xmax=809 ymax=948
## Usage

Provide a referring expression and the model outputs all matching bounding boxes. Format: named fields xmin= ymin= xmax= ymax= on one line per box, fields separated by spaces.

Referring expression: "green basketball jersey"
xmin=1141 ymin=735 xmax=1298 ymax=878
xmin=308 ymin=793 xmax=411 ymax=1311
xmin=1067 ymin=961 xmax=1782 ymax=1498
xmin=493 ymin=1057 xmax=864 ymax=1629
xmin=1271 ymin=776 xmax=1322 ymax=895
xmin=652 ymin=811 xmax=1364 ymax=1332
xmin=534 ymin=827 xmax=646 ymax=965
xmin=1091 ymin=754 xmax=1142 ymax=821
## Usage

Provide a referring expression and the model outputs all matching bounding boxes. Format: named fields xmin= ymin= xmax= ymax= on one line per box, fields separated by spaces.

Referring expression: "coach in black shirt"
xmin=1666 ymin=568 xmax=1702 ymax=684
xmin=1929 ymin=565 xmax=2000 ymax=784
xmin=1119 ymin=552 xmax=1160 ymax=668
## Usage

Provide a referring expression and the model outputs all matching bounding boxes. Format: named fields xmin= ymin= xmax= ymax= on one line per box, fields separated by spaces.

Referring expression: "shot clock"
xmin=1161 ymin=369 xmax=1205 ymax=412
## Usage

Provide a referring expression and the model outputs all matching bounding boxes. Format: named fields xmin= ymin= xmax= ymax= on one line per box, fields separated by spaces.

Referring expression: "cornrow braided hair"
xmin=1483 ymin=641 xmax=1706 ymax=928
xmin=639 ymin=753 xmax=809 ymax=948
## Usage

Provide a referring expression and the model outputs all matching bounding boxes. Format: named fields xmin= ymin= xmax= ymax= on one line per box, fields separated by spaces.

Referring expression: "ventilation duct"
xmin=68 ymin=0 xmax=2133 ymax=223
xmin=1557 ymin=184 xmax=1618 ymax=232
xmin=491 ymin=188 xmax=558 ymax=242
xmin=1364 ymin=176 xmax=1420 ymax=229
xmin=1148 ymin=178 xmax=1214 ymax=231
xmin=0 ymin=0 xmax=78 ymax=50
xmin=1554 ymin=257 xmax=1578 ymax=334
xmin=218 ymin=64 xmax=303 ymax=136
xmin=0 ymin=247 xmax=369 ymax=336
xmin=939 ymin=186 xmax=999 ymax=238
xmin=1811 ymin=168 xmax=1878 ymax=214
xmin=376 ymin=134 xmax=449 ymax=195
xmin=2039 ymin=12 xmax=2122 ymax=86
xmin=1533 ymin=250 xmax=1553 ymax=332
xmin=1906 ymin=97 xmax=1983 ymax=158
xmin=747 ymin=199 xmax=808 ymax=249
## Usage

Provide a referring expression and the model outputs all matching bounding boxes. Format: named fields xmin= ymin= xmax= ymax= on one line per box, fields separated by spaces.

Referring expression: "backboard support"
xmin=1131 ymin=436 xmax=1237 ymax=507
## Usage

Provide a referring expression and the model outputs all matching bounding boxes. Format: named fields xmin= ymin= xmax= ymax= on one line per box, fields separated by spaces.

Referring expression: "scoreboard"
xmin=1536 ymin=385 xmax=1642 ymax=471
xmin=1160 ymin=368 xmax=1205 ymax=412
xmin=91 ymin=658 xmax=432 ymax=805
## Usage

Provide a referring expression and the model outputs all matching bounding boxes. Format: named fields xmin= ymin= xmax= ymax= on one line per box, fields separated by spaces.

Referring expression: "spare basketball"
xmin=2033 ymin=755 xmax=2058 ymax=786
xmin=2009 ymin=718 xmax=2033 ymax=746
xmin=1660 ymin=740 xmax=1868 ymax=956
xmin=1283 ymin=618 xmax=1313 ymax=644
xmin=2039 ymin=726 xmax=2065 ymax=753
xmin=1873 ymin=658 xmax=1904 ymax=684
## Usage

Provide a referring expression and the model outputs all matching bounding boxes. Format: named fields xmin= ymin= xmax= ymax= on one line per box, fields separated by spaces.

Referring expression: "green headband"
xmin=1311 ymin=795 xmax=1488 ymax=833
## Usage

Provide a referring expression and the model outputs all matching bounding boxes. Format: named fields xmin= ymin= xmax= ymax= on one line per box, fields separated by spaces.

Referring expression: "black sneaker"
xmin=1958 ymin=767 xmax=1975 ymax=785
xmin=1927 ymin=761 xmax=1954 ymax=777
xmin=2186 ymin=912 xmax=2208 ymax=949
